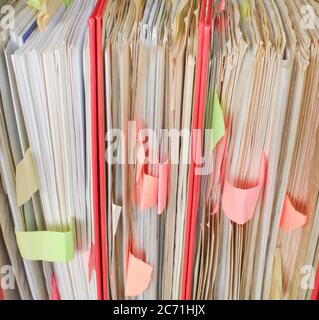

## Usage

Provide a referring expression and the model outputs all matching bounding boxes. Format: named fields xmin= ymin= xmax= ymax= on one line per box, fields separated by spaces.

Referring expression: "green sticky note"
xmin=241 ymin=0 xmax=250 ymax=19
xmin=27 ymin=0 xmax=42 ymax=11
xmin=16 ymin=230 xmax=74 ymax=262
xmin=64 ymin=0 xmax=72 ymax=7
xmin=211 ymin=90 xmax=225 ymax=149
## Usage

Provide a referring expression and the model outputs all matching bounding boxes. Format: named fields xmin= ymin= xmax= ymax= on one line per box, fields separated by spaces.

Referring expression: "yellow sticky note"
xmin=241 ymin=0 xmax=250 ymax=19
xmin=211 ymin=90 xmax=225 ymax=149
xmin=16 ymin=148 xmax=39 ymax=207
xmin=16 ymin=229 xmax=74 ymax=262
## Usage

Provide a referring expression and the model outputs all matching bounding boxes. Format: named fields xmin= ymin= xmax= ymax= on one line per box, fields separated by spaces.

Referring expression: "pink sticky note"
xmin=50 ymin=273 xmax=61 ymax=300
xmin=158 ymin=161 xmax=169 ymax=215
xmin=125 ymin=253 xmax=153 ymax=297
xmin=222 ymin=154 xmax=267 ymax=225
xmin=139 ymin=173 xmax=159 ymax=210
xmin=280 ymin=196 xmax=307 ymax=231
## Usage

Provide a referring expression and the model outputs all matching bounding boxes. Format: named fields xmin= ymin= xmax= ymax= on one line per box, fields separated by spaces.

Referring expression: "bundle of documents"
xmin=0 ymin=0 xmax=318 ymax=300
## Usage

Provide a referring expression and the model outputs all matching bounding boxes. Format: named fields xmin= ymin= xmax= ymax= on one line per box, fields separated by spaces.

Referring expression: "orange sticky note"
xmin=125 ymin=253 xmax=153 ymax=297
xmin=158 ymin=161 xmax=169 ymax=215
xmin=280 ymin=196 xmax=307 ymax=231
xmin=222 ymin=154 xmax=267 ymax=225
xmin=139 ymin=174 xmax=158 ymax=210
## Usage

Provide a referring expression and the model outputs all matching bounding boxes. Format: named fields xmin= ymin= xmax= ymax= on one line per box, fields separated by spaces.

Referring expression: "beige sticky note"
xmin=16 ymin=148 xmax=39 ymax=207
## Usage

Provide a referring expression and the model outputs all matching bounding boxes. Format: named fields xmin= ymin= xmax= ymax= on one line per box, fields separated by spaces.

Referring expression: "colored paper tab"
xmin=222 ymin=154 xmax=267 ymax=225
xmin=112 ymin=203 xmax=122 ymax=237
xmin=280 ymin=196 xmax=307 ymax=231
xmin=139 ymin=174 xmax=159 ymax=210
xmin=37 ymin=0 xmax=61 ymax=31
xmin=211 ymin=90 xmax=225 ymax=149
xmin=16 ymin=148 xmax=39 ymax=207
xmin=16 ymin=229 xmax=74 ymax=262
xmin=158 ymin=161 xmax=169 ymax=215
xmin=269 ymin=248 xmax=283 ymax=300
xmin=125 ymin=253 xmax=153 ymax=297
xmin=27 ymin=0 xmax=42 ymax=11
xmin=240 ymin=0 xmax=249 ymax=19
xmin=50 ymin=273 xmax=61 ymax=300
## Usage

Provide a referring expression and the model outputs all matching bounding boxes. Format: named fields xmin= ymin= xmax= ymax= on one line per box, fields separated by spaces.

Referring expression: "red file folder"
xmin=88 ymin=0 xmax=106 ymax=301
xmin=95 ymin=0 xmax=109 ymax=300
xmin=311 ymin=264 xmax=319 ymax=300
xmin=182 ymin=0 xmax=213 ymax=300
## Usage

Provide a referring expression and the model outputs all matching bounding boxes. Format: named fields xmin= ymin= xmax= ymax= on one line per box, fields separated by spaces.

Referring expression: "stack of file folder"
xmin=0 ymin=0 xmax=318 ymax=300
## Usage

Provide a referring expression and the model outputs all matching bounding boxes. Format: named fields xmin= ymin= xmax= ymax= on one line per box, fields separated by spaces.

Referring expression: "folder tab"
xmin=280 ymin=196 xmax=307 ymax=231
xmin=16 ymin=148 xmax=39 ymax=207
xmin=222 ymin=154 xmax=267 ymax=225
xmin=125 ymin=253 xmax=153 ymax=297
xmin=16 ymin=229 xmax=74 ymax=262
